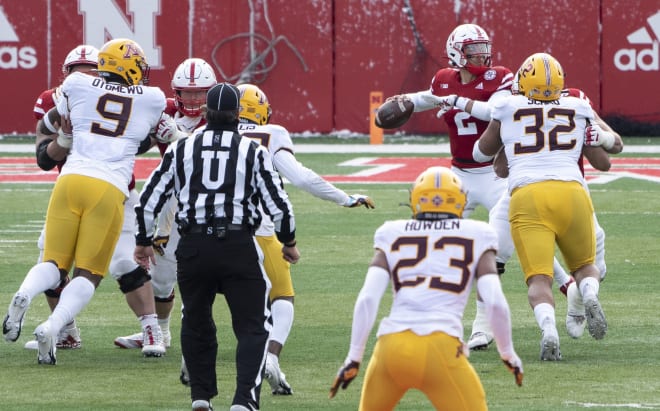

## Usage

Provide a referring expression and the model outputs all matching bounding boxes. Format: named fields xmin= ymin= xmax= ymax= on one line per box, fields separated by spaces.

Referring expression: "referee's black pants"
xmin=176 ymin=230 xmax=271 ymax=410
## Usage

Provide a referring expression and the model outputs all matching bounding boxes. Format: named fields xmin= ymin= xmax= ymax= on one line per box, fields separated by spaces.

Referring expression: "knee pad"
xmin=117 ymin=266 xmax=152 ymax=294
xmin=44 ymin=270 xmax=70 ymax=298
xmin=155 ymin=292 xmax=175 ymax=303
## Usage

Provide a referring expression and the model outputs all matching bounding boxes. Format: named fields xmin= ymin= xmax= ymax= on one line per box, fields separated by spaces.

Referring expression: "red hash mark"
xmin=0 ymin=157 xmax=659 ymax=184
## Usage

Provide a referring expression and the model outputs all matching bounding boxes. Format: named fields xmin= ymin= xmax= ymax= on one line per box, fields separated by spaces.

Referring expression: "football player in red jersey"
xmin=113 ymin=58 xmax=215 ymax=355
xmin=385 ymin=24 xmax=519 ymax=350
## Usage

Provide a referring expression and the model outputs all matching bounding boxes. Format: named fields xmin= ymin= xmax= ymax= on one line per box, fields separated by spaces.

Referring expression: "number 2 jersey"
xmin=430 ymin=66 xmax=513 ymax=168
xmin=374 ymin=218 xmax=498 ymax=340
xmin=56 ymin=72 xmax=166 ymax=196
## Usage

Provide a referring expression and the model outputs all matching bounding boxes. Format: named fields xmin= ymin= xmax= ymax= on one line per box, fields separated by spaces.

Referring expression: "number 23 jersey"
xmin=56 ymin=72 xmax=166 ymax=196
xmin=374 ymin=218 xmax=498 ymax=340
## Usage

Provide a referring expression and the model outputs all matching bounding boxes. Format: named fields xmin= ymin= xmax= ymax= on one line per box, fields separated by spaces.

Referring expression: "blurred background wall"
xmin=1 ymin=0 xmax=658 ymax=135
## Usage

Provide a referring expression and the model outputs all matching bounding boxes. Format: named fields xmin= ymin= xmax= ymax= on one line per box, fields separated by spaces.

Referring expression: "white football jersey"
xmin=491 ymin=94 xmax=594 ymax=193
xmin=374 ymin=218 xmax=498 ymax=340
xmin=57 ymin=72 xmax=166 ymax=196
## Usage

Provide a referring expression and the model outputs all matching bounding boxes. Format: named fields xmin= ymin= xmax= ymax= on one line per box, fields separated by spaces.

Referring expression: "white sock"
xmin=533 ymin=303 xmax=556 ymax=330
xmin=552 ymin=258 xmax=571 ymax=289
xmin=269 ymin=299 xmax=294 ymax=347
xmin=471 ymin=300 xmax=492 ymax=336
xmin=579 ymin=277 xmax=600 ymax=300
xmin=18 ymin=262 xmax=62 ymax=300
xmin=48 ymin=276 xmax=95 ymax=334
xmin=139 ymin=313 xmax=158 ymax=329
xmin=158 ymin=317 xmax=170 ymax=334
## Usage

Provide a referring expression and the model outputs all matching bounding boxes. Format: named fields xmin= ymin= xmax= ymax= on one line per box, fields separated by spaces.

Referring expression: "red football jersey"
xmin=431 ymin=66 xmax=513 ymax=168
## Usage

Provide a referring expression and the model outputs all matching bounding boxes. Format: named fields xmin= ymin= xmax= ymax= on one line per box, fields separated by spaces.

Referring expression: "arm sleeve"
xmin=404 ymin=90 xmax=436 ymax=113
xmin=273 ymin=150 xmax=349 ymax=206
xmin=476 ymin=274 xmax=516 ymax=359
xmin=347 ymin=265 xmax=390 ymax=363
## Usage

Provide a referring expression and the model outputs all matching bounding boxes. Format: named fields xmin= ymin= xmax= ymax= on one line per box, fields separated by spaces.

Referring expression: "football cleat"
xmin=141 ymin=324 xmax=166 ymax=357
xmin=467 ymin=332 xmax=493 ymax=351
xmin=192 ymin=399 xmax=213 ymax=411
xmin=34 ymin=321 xmax=57 ymax=365
xmin=114 ymin=329 xmax=171 ymax=349
xmin=3 ymin=292 xmax=30 ymax=342
xmin=584 ymin=297 xmax=608 ymax=340
xmin=566 ymin=282 xmax=586 ymax=339
xmin=57 ymin=325 xmax=82 ymax=349
xmin=114 ymin=331 xmax=143 ymax=349
xmin=265 ymin=355 xmax=293 ymax=395
xmin=540 ymin=326 xmax=561 ymax=361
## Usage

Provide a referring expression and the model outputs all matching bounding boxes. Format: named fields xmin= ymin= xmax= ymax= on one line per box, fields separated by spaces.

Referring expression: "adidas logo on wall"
xmin=0 ymin=7 xmax=37 ymax=69
xmin=614 ymin=11 xmax=660 ymax=71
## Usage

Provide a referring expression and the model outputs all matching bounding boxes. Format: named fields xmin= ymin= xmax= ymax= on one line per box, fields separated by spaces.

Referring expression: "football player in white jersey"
xmin=2 ymin=38 xmax=169 ymax=365
xmin=329 ymin=167 xmax=522 ymax=410
xmin=473 ymin=53 xmax=608 ymax=361
xmin=113 ymin=58 xmax=217 ymax=354
xmin=235 ymin=83 xmax=375 ymax=395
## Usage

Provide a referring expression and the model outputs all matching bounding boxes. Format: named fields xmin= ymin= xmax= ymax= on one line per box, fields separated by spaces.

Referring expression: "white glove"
xmin=419 ymin=93 xmax=457 ymax=118
xmin=343 ymin=194 xmax=375 ymax=209
xmin=154 ymin=113 xmax=182 ymax=144
xmin=585 ymin=123 xmax=615 ymax=150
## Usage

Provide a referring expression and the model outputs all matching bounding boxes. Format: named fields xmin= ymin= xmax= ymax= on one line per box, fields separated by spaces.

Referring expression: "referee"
xmin=134 ymin=82 xmax=299 ymax=411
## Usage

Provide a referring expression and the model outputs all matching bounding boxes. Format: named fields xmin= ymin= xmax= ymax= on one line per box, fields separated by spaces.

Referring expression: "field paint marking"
xmin=565 ymin=401 xmax=660 ymax=409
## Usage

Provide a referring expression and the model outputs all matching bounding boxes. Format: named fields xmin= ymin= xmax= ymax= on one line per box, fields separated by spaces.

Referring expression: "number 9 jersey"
xmin=56 ymin=72 xmax=166 ymax=197
xmin=374 ymin=218 xmax=498 ymax=341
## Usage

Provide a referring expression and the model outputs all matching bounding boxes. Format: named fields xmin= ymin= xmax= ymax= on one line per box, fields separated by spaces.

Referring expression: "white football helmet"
xmin=62 ymin=45 xmax=99 ymax=74
xmin=446 ymin=24 xmax=492 ymax=75
xmin=171 ymin=58 xmax=217 ymax=116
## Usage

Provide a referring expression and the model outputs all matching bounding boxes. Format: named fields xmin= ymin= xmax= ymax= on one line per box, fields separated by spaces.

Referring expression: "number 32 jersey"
xmin=56 ymin=72 xmax=166 ymax=196
xmin=374 ymin=218 xmax=498 ymax=340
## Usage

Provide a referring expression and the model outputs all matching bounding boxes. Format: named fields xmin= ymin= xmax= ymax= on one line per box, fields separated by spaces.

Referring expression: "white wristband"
xmin=600 ymin=131 xmax=615 ymax=150
xmin=57 ymin=129 xmax=73 ymax=149
xmin=454 ymin=97 xmax=470 ymax=111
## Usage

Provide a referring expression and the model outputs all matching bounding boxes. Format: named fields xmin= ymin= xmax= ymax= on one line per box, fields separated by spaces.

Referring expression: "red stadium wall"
xmin=0 ymin=0 xmax=658 ymax=135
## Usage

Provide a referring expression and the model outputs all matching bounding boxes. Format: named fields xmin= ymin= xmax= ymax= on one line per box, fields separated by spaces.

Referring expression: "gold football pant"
xmin=43 ymin=174 xmax=124 ymax=276
xmin=510 ymin=180 xmax=595 ymax=282
xmin=256 ymin=234 xmax=294 ymax=300
xmin=359 ymin=330 xmax=487 ymax=411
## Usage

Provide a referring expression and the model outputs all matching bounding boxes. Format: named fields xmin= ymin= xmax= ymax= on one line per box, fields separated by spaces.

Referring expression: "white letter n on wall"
xmin=79 ymin=0 xmax=161 ymax=68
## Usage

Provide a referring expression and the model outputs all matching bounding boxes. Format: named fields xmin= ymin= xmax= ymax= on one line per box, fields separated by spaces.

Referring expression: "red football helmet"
xmin=171 ymin=58 xmax=217 ymax=116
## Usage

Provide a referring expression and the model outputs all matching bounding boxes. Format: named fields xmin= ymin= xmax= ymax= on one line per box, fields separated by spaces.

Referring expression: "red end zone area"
xmin=1 ymin=157 xmax=660 ymax=184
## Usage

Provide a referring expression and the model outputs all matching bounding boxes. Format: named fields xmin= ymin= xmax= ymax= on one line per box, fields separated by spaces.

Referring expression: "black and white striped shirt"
xmin=135 ymin=123 xmax=295 ymax=245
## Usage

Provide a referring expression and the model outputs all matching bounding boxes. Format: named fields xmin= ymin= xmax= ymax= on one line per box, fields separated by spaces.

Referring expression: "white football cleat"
xmin=540 ymin=326 xmax=561 ymax=361
xmin=3 ymin=291 xmax=30 ymax=342
xmin=57 ymin=325 xmax=82 ymax=349
xmin=34 ymin=321 xmax=57 ymax=365
xmin=114 ymin=331 xmax=143 ymax=349
xmin=566 ymin=282 xmax=586 ymax=339
xmin=264 ymin=354 xmax=292 ymax=395
xmin=141 ymin=324 xmax=166 ymax=357
xmin=467 ymin=332 xmax=493 ymax=351
xmin=584 ymin=296 xmax=608 ymax=340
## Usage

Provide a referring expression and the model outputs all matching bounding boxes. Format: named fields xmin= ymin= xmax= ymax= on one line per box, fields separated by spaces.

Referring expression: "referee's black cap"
xmin=207 ymin=83 xmax=240 ymax=112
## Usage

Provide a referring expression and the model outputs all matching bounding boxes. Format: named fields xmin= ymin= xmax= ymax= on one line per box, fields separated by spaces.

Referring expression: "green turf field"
xmin=0 ymin=151 xmax=659 ymax=410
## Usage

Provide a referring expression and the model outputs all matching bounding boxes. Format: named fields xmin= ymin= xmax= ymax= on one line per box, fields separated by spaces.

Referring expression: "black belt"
xmin=180 ymin=223 xmax=254 ymax=235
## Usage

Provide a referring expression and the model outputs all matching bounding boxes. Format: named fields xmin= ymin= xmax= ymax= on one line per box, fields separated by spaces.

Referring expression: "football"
xmin=374 ymin=97 xmax=414 ymax=129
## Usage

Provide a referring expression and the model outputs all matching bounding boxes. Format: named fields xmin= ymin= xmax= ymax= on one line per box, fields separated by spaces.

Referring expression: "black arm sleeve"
xmin=136 ymin=136 xmax=153 ymax=155
xmin=36 ymin=139 xmax=58 ymax=171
